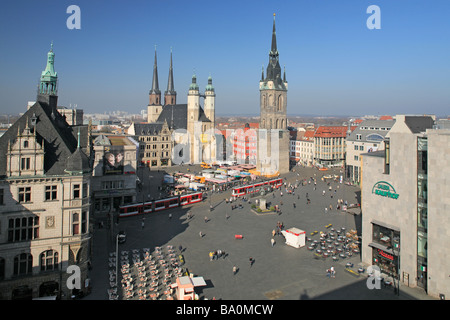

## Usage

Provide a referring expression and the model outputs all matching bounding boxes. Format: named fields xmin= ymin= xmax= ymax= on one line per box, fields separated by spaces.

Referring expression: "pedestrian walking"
xmin=199 ymin=231 xmax=203 ymax=238
xmin=204 ymin=216 xmax=208 ymax=223
xmin=249 ymin=257 xmax=254 ymax=267
xmin=271 ymin=238 xmax=275 ymax=247
xmin=233 ymin=265 xmax=237 ymax=275
xmin=169 ymin=213 xmax=172 ymax=220
xmin=141 ymin=218 xmax=145 ymax=229
xmin=179 ymin=245 xmax=183 ymax=252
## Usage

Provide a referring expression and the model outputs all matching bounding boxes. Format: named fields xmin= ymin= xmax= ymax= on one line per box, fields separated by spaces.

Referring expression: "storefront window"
xmin=372 ymin=249 xmax=398 ymax=277
xmin=372 ymin=224 xmax=400 ymax=250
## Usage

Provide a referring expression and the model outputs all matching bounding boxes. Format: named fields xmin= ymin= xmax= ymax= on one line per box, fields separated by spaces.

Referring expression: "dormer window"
xmin=23 ymin=141 xmax=29 ymax=148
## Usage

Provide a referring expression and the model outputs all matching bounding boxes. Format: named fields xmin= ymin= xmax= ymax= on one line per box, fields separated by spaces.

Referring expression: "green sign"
xmin=372 ymin=181 xmax=399 ymax=199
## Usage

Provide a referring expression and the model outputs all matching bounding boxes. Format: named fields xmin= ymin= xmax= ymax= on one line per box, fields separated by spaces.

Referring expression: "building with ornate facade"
xmin=0 ymin=45 xmax=92 ymax=299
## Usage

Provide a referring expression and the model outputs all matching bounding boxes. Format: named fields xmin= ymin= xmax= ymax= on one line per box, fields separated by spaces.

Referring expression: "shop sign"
xmin=377 ymin=249 xmax=394 ymax=261
xmin=372 ymin=181 xmax=399 ymax=199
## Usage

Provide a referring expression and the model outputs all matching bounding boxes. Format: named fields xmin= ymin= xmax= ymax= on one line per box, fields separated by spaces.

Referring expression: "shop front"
xmin=371 ymin=246 xmax=399 ymax=278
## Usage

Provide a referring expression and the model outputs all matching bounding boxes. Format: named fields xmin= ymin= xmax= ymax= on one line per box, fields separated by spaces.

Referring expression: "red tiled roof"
xmin=314 ymin=126 xmax=356 ymax=138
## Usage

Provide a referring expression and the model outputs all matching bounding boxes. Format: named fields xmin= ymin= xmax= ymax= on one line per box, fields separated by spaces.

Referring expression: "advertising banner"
xmin=103 ymin=146 xmax=124 ymax=175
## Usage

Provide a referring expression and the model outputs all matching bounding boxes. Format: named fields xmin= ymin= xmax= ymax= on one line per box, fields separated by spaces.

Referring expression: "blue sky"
xmin=0 ymin=0 xmax=449 ymax=117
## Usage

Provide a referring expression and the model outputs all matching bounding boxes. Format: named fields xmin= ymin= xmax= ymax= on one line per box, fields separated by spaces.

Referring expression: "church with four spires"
xmin=128 ymin=49 xmax=217 ymax=167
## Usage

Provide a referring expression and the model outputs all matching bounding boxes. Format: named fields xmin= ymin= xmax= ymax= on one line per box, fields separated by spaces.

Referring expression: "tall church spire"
xmin=164 ymin=48 xmax=177 ymax=105
xmin=149 ymin=46 xmax=161 ymax=105
xmin=265 ymin=13 xmax=284 ymax=89
xmin=270 ymin=13 xmax=278 ymax=56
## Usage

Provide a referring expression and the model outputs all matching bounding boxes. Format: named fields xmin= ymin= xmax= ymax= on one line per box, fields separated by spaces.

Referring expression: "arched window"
xmin=366 ymin=134 xmax=384 ymax=142
xmin=281 ymin=119 xmax=285 ymax=129
xmin=14 ymin=253 xmax=32 ymax=276
xmin=275 ymin=119 xmax=279 ymax=129
xmin=40 ymin=250 xmax=58 ymax=272
xmin=278 ymin=95 xmax=283 ymax=111
xmin=268 ymin=94 xmax=274 ymax=107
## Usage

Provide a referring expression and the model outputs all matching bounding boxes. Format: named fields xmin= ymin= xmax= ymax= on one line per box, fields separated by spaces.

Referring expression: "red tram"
xmin=119 ymin=192 xmax=203 ymax=218
xmin=231 ymin=178 xmax=283 ymax=198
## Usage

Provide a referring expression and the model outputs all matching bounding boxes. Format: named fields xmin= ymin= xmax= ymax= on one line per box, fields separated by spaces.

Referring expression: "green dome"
xmin=189 ymin=74 xmax=199 ymax=90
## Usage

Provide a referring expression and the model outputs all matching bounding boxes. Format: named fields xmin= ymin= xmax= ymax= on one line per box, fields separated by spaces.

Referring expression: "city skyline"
xmin=0 ymin=0 xmax=449 ymax=117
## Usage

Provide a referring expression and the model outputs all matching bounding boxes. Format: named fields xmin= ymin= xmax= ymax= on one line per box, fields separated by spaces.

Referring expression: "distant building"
xmin=361 ymin=114 xmax=450 ymax=299
xmin=345 ymin=119 xmax=395 ymax=184
xmin=57 ymin=107 xmax=84 ymax=126
xmin=140 ymin=49 xmax=216 ymax=165
xmin=290 ymin=129 xmax=315 ymax=167
xmin=313 ymin=125 xmax=355 ymax=167
xmin=127 ymin=120 xmax=172 ymax=168
xmin=0 ymin=44 xmax=92 ymax=300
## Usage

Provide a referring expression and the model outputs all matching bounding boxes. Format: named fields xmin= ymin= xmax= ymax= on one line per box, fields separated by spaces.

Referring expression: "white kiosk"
xmin=281 ymin=227 xmax=306 ymax=248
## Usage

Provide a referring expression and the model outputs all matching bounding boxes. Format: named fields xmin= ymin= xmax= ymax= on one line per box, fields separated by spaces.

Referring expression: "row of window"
xmin=0 ymin=250 xmax=61 ymax=279
xmin=141 ymin=143 xmax=170 ymax=150
xmin=6 ymin=212 xmax=88 ymax=243
xmin=101 ymin=181 xmax=124 ymax=190
xmin=139 ymin=136 xmax=170 ymax=142
xmin=360 ymin=126 xmax=390 ymax=131
xmin=142 ymin=152 xmax=170 ymax=158
xmin=0 ymin=184 xmax=88 ymax=204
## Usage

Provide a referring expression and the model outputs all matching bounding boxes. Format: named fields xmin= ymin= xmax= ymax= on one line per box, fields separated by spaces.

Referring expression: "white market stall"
xmin=281 ymin=227 xmax=306 ymax=248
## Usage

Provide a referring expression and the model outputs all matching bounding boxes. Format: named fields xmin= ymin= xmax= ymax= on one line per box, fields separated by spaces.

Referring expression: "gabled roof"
xmin=155 ymin=104 xmax=212 ymax=131
xmin=314 ymin=126 xmax=352 ymax=138
xmin=347 ymin=119 xmax=394 ymax=142
xmin=156 ymin=104 xmax=187 ymax=130
xmin=0 ymin=98 xmax=89 ymax=177
xmin=132 ymin=122 xmax=166 ymax=136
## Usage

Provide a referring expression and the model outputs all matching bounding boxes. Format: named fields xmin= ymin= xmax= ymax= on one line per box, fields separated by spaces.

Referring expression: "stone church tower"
xmin=147 ymin=48 xmax=163 ymax=123
xmin=257 ymin=14 xmax=290 ymax=175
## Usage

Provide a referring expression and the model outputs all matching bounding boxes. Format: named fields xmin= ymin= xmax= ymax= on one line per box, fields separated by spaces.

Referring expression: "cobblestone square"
xmin=86 ymin=166 xmax=434 ymax=300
